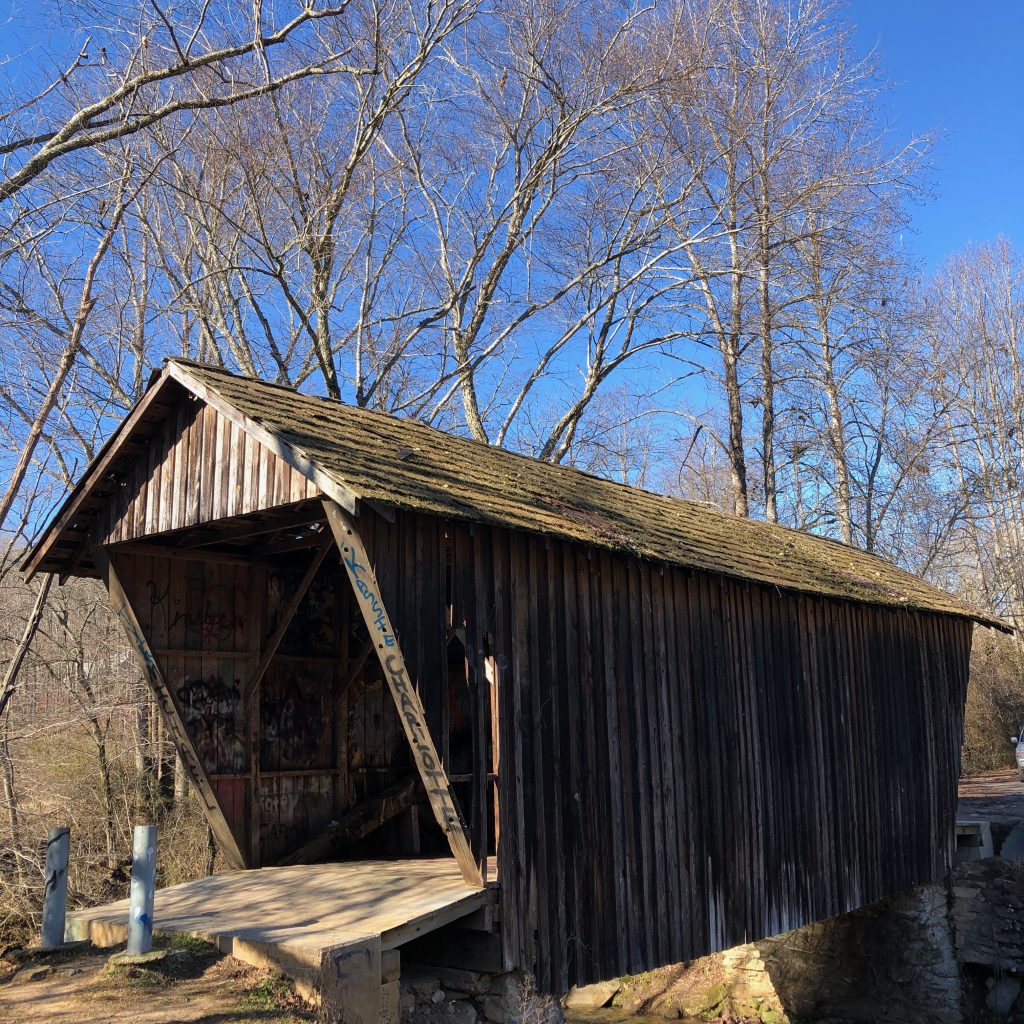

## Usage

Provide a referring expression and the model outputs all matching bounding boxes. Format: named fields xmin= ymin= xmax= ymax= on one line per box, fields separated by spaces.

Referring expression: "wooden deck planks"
xmin=68 ymin=858 xmax=489 ymax=955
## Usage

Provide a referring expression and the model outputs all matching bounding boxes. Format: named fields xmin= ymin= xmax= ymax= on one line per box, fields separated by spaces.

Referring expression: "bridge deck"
xmin=67 ymin=857 xmax=491 ymax=1018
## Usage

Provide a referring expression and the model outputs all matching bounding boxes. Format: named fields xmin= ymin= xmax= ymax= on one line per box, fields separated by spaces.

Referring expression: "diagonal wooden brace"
xmin=323 ymin=499 xmax=483 ymax=888
xmin=94 ymin=546 xmax=246 ymax=869
xmin=244 ymin=531 xmax=335 ymax=702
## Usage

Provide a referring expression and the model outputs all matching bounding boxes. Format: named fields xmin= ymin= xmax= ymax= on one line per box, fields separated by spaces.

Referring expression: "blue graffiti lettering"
xmin=343 ymin=547 xmax=393 ymax=641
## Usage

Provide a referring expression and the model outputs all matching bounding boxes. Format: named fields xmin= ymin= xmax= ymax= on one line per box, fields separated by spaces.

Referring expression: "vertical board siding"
xmin=448 ymin=523 xmax=973 ymax=993
xmin=111 ymin=548 xmax=363 ymax=867
xmin=101 ymin=400 xmax=320 ymax=543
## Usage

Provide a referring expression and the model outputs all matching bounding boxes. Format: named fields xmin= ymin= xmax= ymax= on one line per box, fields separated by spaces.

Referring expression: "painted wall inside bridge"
xmin=109 ymin=544 xmax=436 ymax=867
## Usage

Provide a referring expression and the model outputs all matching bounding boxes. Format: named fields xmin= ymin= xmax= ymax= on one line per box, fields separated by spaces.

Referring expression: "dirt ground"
xmin=958 ymin=768 xmax=1024 ymax=823
xmin=0 ymin=937 xmax=317 ymax=1024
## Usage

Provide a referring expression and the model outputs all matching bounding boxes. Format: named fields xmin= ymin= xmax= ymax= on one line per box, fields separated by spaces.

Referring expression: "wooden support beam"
xmin=399 ymin=924 xmax=504 ymax=974
xmin=244 ymin=532 xmax=333 ymax=867
xmin=106 ymin=541 xmax=273 ymax=569
xmin=277 ymin=774 xmax=420 ymax=866
xmin=323 ymin=499 xmax=484 ymax=888
xmin=243 ymin=533 xmax=335 ymax=701
xmin=169 ymin=508 xmax=326 ymax=549
xmin=249 ymin=531 xmax=328 ymax=557
xmin=94 ymin=547 xmax=245 ymax=869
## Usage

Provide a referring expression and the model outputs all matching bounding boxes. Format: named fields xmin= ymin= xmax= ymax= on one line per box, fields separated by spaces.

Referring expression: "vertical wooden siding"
xmin=99 ymin=399 xmax=319 ymax=543
xmin=448 ymin=523 xmax=972 ymax=993
xmin=110 ymin=549 xmax=362 ymax=865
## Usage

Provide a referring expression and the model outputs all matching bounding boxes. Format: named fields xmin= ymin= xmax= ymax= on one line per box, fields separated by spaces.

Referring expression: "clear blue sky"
xmin=849 ymin=1 xmax=1024 ymax=270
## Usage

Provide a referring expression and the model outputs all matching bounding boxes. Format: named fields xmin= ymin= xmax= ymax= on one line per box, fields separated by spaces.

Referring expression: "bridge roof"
xmin=26 ymin=358 xmax=1006 ymax=631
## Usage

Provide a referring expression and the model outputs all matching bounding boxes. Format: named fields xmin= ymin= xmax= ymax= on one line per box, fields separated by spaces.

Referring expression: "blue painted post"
xmin=127 ymin=825 xmax=157 ymax=955
xmin=40 ymin=827 xmax=70 ymax=949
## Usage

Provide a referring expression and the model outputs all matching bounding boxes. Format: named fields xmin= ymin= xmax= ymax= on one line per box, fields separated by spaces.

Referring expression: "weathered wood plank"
xmin=323 ymin=499 xmax=483 ymax=889
xmin=166 ymin=361 xmax=357 ymax=514
xmin=278 ymin=774 xmax=420 ymax=866
xmin=243 ymin=534 xmax=335 ymax=701
xmin=94 ymin=402 xmax=335 ymax=550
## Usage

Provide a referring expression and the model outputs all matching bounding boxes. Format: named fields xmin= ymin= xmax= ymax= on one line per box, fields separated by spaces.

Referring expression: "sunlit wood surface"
xmin=68 ymin=857 xmax=488 ymax=955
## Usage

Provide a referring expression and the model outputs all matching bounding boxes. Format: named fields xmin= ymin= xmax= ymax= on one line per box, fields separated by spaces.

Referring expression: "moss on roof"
xmin=166 ymin=360 xmax=1002 ymax=629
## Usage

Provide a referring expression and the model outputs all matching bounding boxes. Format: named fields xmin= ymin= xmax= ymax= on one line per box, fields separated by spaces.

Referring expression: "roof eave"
xmin=22 ymin=366 xmax=182 ymax=582
xmin=22 ymin=359 xmax=363 ymax=583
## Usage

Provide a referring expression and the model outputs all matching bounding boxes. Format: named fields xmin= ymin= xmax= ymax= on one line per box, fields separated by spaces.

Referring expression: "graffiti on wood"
xmin=341 ymin=548 xmax=395 ymax=648
xmin=176 ymin=671 xmax=246 ymax=773
xmin=143 ymin=571 xmax=249 ymax=648
xmin=382 ymin=651 xmax=454 ymax=807
xmin=261 ymin=668 xmax=327 ymax=770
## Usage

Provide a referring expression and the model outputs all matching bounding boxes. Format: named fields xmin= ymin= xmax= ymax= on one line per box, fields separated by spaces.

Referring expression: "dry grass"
xmin=0 ymin=940 xmax=317 ymax=1023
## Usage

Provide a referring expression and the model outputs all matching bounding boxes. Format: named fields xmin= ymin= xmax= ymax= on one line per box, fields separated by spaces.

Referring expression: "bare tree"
xmin=930 ymin=239 xmax=1024 ymax=627
xmin=648 ymin=0 xmax=929 ymax=521
xmin=121 ymin=0 xmax=480 ymax=401
xmin=0 ymin=1 xmax=381 ymax=203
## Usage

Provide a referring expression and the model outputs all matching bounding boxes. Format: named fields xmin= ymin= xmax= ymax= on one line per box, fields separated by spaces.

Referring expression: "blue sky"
xmin=849 ymin=0 xmax=1024 ymax=270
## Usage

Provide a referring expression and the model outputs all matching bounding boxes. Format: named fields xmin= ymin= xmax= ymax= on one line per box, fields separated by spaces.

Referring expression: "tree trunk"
xmin=725 ymin=169 xmax=749 ymax=518
xmin=455 ymin=333 xmax=490 ymax=443
xmin=0 ymin=723 xmax=23 ymax=887
xmin=88 ymin=716 xmax=118 ymax=871
xmin=818 ymin=316 xmax=854 ymax=545
xmin=0 ymin=574 xmax=53 ymax=720
xmin=133 ymin=699 xmax=147 ymax=777
xmin=173 ymin=747 xmax=189 ymax=805
xmin=758 ymin=192 xmax=778 ymax=523
xmin=722 ymin=338 xmax=748 ymax=517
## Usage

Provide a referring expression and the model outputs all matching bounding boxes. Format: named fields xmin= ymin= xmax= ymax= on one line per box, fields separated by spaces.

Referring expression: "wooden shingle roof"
xmin=177 ymin=360 xmax=1005 ymax=628
xmin=27 ymin=358 xmax=1005 ymax=630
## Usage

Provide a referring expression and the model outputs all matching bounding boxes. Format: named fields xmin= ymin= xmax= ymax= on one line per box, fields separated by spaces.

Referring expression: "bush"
xmin=962 ymin=628 xmax=1024 ymax=775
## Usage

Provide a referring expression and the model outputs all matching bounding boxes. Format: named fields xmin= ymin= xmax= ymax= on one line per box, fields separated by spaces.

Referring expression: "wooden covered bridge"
xmin=25 ymin=359 xmax=999 ymax=1008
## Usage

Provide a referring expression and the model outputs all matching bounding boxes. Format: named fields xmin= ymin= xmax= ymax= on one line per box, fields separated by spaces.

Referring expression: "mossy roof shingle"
xmin=170 ymin=360 xmax=1001 ymax=629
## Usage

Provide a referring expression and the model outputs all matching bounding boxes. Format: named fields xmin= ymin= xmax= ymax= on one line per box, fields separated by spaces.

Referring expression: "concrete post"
xmin=127 ymin=825 xmax=157 ymax=955
xmin=40 ymin=827 xmax=70 ymax=949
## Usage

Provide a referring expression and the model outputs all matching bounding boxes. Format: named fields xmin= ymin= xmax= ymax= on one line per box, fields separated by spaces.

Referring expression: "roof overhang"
xmin=22 ymin=361 xmax=359 ymax=582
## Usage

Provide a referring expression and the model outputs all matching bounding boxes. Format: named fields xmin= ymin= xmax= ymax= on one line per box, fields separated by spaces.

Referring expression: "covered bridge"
xmin=25 ymin=359 xmax=1000 ymax=997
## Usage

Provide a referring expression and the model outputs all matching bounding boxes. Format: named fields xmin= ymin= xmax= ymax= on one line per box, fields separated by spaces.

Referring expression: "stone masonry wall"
xmin=730 ymin=884 xmax=961 ymax=1024
xmin=953 ymin=858 xmax=1024 ymax=973
xmin=399 ymin=966 xmax=562 ymax=1024
xmin=611 ymin=884 xmax=961 ymax=1024
xmin=603 ymin=860 xmax=1024 ymax=1023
